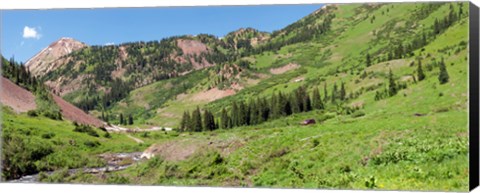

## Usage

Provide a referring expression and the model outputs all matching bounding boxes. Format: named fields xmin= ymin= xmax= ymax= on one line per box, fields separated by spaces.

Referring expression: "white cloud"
xmin=23 ymin=26 xmax=41 ymax=39
xmin=105 ymin=42 xmax=115 ymax=46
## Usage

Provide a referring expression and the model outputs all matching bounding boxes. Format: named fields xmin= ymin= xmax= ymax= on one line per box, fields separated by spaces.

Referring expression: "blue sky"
xmin=1 ymin=4 xmax=322 ymax=63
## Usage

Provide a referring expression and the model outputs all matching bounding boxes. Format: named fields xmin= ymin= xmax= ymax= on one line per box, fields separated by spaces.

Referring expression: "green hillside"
xmin=2 ymin=2 xmax=470 ymax=191
xmin=101 ymin=2 xmax=469 ymax=191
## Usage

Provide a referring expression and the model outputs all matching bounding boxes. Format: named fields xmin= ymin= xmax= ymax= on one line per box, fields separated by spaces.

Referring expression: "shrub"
xmin=41 ymin=132 xmax=56 ymax=139
xmin=103 ymin=132 xmax=112 ymax=138
xmin=2 ymin=134 xmax=54 ymax=180
xmin=351 ymin=110 xmax=366 ymax=118
xmin=40 ymin=168 xmax=69 ymax=183
xmin=84 ymin=140 xmax=101 ymax=148
xmin=318 ymin=113 xmax=335 ymax=122
xmin=312 ymin=139 xmax=320 ymax=148
xmin=365 ymin=175 xmax=377 ymax=188
xmin=107 ymin=174 xmax=130 ymax=184
xmin=74 ymin=124 xmax=99 ymax=137
xmin=43 ymin=111 xmax=62 ymax=120
xmin=27 ymin=110 xmax=38 ymax=117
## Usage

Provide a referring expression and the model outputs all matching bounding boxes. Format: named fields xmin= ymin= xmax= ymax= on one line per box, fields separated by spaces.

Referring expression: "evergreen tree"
xmin=388 ymin=69 xmax=398 ymax=96
xmin=275 ymin=92 xmax=287 ymax=116
xmin=238 ymin=101 xmax=247 ymax=126
xmin=202 ymin=109 xmax=215 ymax=131
xmin=270 ymin=93 xmax=279 ymax=118
xmin=366 ymin=53 xmax=372 ymax=67
xmin=312 ymin=87 xmax=324 ymax=110
xmin=220 ymin=108 xmax=229 ymax=129
xmin=433 ymin=18 xmax=441 ymax=34
xmin=438 ymin=58 xmax=449 ymax=84
xmin=417 ymin=59 xmax=426 ymax=81
xmin=295 ymin=87 xmax=307 ymax=112
xmin=290 ymin=94 xmax=300 ymax=113
xmin=323 ymin=82 xmax=328 ymax=103
xmin=304 ymin=94 xmax=312 ymax=112
xmin=331 ymin=82 xmax=338 ymax=103
xmin=191 ymin=107 xmax=203 ymax=132
xmin=119 ymin=113 xmax=124 ymax=125
xmin=128 ymin=114 xmax=134 ymax=125
xmin=231 ymin=102 xmax=239 ymax=127
xmin=180 ymin=111 xmax=191 ymax=131
xmin=340 ymin=82 xmax=346 ymax=101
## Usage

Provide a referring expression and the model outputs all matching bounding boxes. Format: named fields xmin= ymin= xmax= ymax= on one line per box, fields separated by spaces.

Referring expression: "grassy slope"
xmin=64 ymin=2 xmax=469 ymax=191
xmin=1 ymin=107 xmax=150 ymax=180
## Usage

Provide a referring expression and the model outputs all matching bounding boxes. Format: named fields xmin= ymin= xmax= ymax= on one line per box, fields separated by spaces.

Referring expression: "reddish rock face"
xmin=25 ymin=37 xmax=87 ymax=77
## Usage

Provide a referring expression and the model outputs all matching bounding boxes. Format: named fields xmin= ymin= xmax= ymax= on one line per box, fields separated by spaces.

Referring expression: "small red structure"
xmin=301 ymin=119 xmax=316 ymax=125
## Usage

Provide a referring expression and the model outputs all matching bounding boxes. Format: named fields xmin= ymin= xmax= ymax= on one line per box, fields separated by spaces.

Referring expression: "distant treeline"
xmin=179 ymin=81 xmax=355 ymax=132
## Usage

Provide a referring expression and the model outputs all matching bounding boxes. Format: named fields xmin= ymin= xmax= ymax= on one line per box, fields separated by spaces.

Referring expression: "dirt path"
xmin=127 ymin=134 xmax=144 ymax=144
xmin=105 ymin=125 xmax=173 ymax=133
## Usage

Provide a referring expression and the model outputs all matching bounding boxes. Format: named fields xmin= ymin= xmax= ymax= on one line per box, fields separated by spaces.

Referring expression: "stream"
xmin=8 ymin=152 xmax=143 ymax=183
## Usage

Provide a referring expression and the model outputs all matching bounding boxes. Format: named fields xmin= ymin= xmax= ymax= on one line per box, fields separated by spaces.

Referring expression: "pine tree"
xmin=231 ymin=102 xmax=239 ymax=127
xmin=295 ymin=87 xmax=307 ymax=112
xmin=433 ymin=18 xmax=440 ymax=34
xmin=270 ymin=92 xmax=279 ymax=118
xmin=290 ymin=94 xmax=300 ymax=113
xmin=323 ymin=82 xmax=328 ymax=103
xmin=340 ymin=82 xmax=346 ymax=101
xmin=304 ymin=94 xmax=312 ymax=112
xmin=388 ymin=69 xmax=398 ymax=96
xmin=366 ymin=53 xmax=372 ymax=67
xmin=438 ymin=58 xmax=449 ymax=84
xmin=180 ymin=111 xmax=191 ymax=131
xmin=191 ymin=107 xmax=203 ymax=132
xmin=417 ymin=59 xmax=426 ymax=81
xmin=203 ymin=109 xmax=215 ymax=131
xmin=312 ymin=87 xmax=324 ymax=110
xmin=128 ymin=114 xmax=134 ymax=125
xmin=119 ymin=113 xmax=124 ymax=125
xmin=331 ymin=83 xmax=338 ymax=103
xmin=238 ymin=101 xmax=247 ymax=126
xmin=275 ymin=92 xmax=287 ymax=116
xmin=220 ymin=108 xmax=229 ymax=129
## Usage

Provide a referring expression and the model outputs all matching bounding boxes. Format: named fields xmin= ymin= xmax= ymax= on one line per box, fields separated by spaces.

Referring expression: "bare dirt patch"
xmin=177 ymin=39 xmax=208 ymax=55
xmin=141 ymin=138 xmax=245 ymax=161
xmin=190 ymin=87 xmax=236 ymax=102
xmin=51 ymin=94 xmax=104 ymax=127
xmin=0 ymin=77 xmax=36 ymax=113
xmin=269 ymin=63 xmax=300 ymax=74
xmin=141 ymin=140 xmax=200 ymax=161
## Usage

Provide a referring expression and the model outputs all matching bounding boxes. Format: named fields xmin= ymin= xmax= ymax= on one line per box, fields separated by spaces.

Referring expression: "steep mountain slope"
xmin=0 ymin=76 xmax=104 ymax=127
xmin=0 ymin=77 xmax=37 ymax=113
xmin=25 ymin=37 xmax=87 ymax=77
xmin=51 ymin=94 xmax=105 ymax=127
xmin=36 ymin=35 xmax=238 ymax=113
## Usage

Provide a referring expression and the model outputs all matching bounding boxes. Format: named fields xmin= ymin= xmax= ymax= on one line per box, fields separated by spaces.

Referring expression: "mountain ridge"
xmin=25 ymin=37 xmax=87 ymax=77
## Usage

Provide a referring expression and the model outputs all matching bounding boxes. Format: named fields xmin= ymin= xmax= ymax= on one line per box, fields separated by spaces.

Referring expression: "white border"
xmin=0 ymin=0 xmax=478 ymax=193
xmin=0 ymin=0 xmax=474 ymax=10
